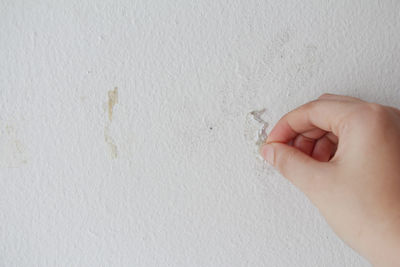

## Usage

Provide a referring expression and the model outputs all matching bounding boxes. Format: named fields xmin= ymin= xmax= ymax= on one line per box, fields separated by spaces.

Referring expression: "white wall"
xmin=1 ymin=0 xmax=399 ymax=266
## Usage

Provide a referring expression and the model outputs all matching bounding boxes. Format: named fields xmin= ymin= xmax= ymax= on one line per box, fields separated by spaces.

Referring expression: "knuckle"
xmin=365 ymin=103 xmax=386 ymax=115
xmin=363 ymin=103 xmax=390 ymax=122
xmin=347 ymin=103 xmax=391 ymax=134
xmin=351 ymin=103 xmax=388 ymax=121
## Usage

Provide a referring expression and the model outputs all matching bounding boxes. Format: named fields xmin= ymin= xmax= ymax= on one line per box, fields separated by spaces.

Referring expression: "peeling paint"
xmin=249 ymin=108 xmax=269 ymax=148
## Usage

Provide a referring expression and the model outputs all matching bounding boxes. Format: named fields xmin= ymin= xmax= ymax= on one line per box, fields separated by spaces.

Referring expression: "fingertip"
xmin=260 ymin=144 xmax=275 ymax=164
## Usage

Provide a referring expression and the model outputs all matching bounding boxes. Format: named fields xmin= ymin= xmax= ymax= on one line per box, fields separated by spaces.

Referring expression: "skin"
xmin=260 ymin=94 xmax=400 ymax=266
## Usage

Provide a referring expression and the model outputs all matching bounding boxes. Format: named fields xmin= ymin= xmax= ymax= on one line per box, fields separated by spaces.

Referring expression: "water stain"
xmin=108 ymin=87 xmax=118 ymax=122
xmin=0 ymin=124 xmax=27 ymax=168
xmin=104 ymin=87 xmax=119 ymax=158
xmin=104 ymin=125 xmax=118 ymax=159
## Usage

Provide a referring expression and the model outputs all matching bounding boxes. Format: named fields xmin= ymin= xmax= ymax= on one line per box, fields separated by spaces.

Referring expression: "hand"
xmin=261 ymin=94 xmax=400 ymax=266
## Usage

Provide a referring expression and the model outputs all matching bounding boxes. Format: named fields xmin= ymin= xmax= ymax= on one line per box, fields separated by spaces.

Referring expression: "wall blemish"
xmin=0 ymin=124 xmax=27 ymax=167
xmin=104 ymin=87 xmax=119 ymax=158
xmin=108 ymin=87 xmax=118 ymax=122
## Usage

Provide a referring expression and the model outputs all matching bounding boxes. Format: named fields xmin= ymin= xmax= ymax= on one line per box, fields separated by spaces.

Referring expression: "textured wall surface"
xmin=1 ymin=0 xmax=400 ymax=266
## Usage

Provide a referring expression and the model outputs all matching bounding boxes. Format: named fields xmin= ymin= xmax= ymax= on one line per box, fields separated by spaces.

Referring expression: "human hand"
xmin=261 ymin=94 xmax=400 ymax=266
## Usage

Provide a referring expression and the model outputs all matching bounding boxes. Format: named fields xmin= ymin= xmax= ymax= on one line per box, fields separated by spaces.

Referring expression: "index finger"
xmin=266 ymin=98 xmax=358 ymax=144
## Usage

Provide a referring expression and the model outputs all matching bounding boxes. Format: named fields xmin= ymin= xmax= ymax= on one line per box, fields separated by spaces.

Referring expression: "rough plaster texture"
xmin=1 ymin=0 xmax=400 ymax=266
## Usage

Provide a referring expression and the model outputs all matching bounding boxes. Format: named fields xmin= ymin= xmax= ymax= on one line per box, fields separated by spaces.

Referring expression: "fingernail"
xmin=261 ymin=144 xmax=274 ymax=165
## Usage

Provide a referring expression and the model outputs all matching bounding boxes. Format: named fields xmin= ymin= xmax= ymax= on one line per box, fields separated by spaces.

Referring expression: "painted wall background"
xmin=1 ymin=0 xmax=400 ymax=266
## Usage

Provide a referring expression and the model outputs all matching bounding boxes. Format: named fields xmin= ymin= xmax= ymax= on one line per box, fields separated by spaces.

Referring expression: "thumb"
xmin=260 ymin=142 xmax=326 ymax=193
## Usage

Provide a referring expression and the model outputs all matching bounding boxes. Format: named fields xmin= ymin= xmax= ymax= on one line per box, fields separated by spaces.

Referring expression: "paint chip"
xmin=249 ymin=108 xmax=269 ymax=147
